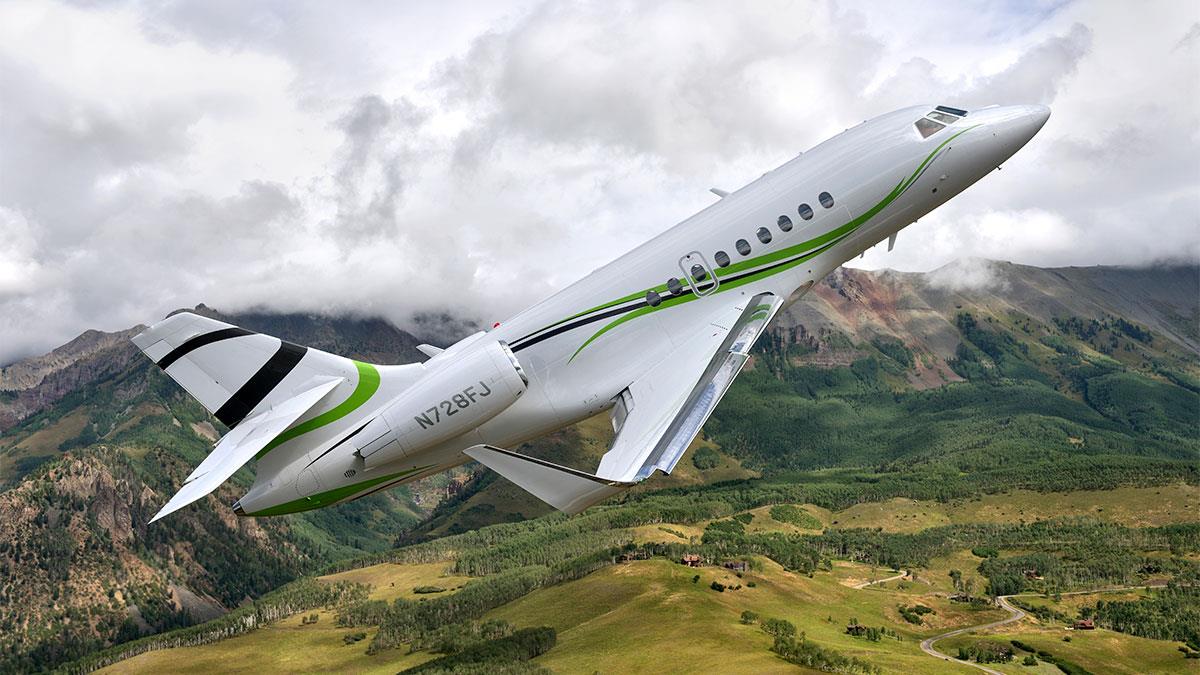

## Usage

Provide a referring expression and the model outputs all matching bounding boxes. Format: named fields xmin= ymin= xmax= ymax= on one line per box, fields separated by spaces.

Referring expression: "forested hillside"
xmin=1 ymin=261 xmax=1196 ymax=673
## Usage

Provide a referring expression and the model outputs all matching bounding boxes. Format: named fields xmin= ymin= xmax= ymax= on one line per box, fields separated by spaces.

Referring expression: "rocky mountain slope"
xmin=0 ymin=306 xmax=448 ymax=672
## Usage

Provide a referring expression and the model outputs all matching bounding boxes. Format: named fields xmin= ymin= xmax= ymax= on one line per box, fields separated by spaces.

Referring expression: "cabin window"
xmin=735 ymin=239 xmax=751 ymax=256
xmin=915 ymin=117 xmax=945 ymax=138
xmin=714 ymin=250 xmax=731 ymax=267
xmin=819 ymin=192 xmax=835 ymax=209
xmin=756 ymin=227 xmax=772 ymax=244
xmin=798 ymin=203 xmax=814 ymax=220
xmin=691 ymin=264 xmax=708 ymax=282
xmin=777 ymin=215 xmax=793 ymax=232
xmin=646 ymin=290 xmax=662 ymax=307
xmin=667 ymin=277 xmax=683 ymax=295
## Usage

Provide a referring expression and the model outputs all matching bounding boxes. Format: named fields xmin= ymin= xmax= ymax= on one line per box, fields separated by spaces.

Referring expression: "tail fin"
xmin=132 ymin=312 xmax=354 ymax=429
xmin=133 ymin=311 xmax=425 ymax=522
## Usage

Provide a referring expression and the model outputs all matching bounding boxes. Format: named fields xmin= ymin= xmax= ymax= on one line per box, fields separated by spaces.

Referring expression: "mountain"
xmin=1 ymin=261 xmax=1197 ymax=672
xmin=406 ymin=260 xmax=1200 ymax=536
xmin=0 ymin=306 xmax=454 ymax=672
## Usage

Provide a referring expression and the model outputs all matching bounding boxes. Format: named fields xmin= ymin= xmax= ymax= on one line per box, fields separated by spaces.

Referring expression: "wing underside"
xmin=466 ymin=292 xmax=783 ymax=514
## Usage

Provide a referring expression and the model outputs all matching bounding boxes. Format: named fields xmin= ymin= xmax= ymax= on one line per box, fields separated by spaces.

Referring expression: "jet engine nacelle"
xmin=354 ymin=339 xmax=527 ymax=468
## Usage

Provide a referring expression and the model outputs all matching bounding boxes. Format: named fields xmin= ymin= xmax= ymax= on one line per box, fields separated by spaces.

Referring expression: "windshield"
xmin=914 ymin=117 xmax=945 ymax=138
xmin=914 ymin=105 xmax=969 ymax=138
xmin=927 ymin=111 xmax=960 ymax=125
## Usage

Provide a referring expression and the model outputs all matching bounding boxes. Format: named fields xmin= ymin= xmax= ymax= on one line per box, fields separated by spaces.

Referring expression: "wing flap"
xmin=598 ymin=292 xmax=783 ymax=483
xmin=149 ymin=376 xmax=344 ymax=523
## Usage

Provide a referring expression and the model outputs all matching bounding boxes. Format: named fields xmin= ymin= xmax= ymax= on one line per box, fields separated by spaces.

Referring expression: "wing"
xmin=149 ymin=376 xmax=344 ymax=523
xmin=466 ymin=291 xmax=783 ymax=514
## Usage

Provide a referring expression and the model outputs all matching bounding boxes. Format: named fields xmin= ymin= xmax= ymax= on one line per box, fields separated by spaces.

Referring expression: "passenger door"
xmin=678 ymin=251 xmax=718 ymax=296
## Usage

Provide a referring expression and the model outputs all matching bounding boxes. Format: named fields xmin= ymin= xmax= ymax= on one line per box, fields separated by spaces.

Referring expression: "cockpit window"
xmin=936 ymin=105 xmax=968 ymax=117
xmin=914 ymin=117 xmax=945 ymax=138
xmin=927 ymin=111 xmax=960 ymax=125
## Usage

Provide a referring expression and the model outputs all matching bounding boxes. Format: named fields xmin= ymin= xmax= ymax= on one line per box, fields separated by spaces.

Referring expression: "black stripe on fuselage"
xmin=214 ymin=341 xmax=308 ymax=427
xmin=510 ymin=236 xmax=842 ymax=353
xmin=511 ymin=297 xmax=660 ymax=352
xmin=157 ymin=327 xmax=254 ymax=370
xmin=304 ymin=420 xmax=371 ymax=469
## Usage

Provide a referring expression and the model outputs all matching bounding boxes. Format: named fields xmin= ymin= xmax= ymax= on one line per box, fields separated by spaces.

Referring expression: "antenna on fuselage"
xmin=709 ymin=188 xmax=730 ymax=198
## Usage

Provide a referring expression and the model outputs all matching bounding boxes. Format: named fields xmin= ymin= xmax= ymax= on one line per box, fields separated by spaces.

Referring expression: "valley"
xmin=1 ymin=261 xmax=1197 ymax=673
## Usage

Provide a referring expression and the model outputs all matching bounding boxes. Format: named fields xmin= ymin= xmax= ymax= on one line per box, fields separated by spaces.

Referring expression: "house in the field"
xmin=1073 ymin=619 xmax=1095 ymax=630
xmin=680 ymin=553 xmax=702 ymax=567
xmin=723 ymin=561 xmax=748 ymax=572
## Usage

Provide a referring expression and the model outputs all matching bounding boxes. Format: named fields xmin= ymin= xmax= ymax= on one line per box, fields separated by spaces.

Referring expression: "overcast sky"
xmin=1 ymin=0 xmax=1197 ymax=363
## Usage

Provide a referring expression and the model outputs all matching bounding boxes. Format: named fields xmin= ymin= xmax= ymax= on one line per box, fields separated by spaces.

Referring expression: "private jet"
xmin=133 ymin=103 xmax=1050 ymax=521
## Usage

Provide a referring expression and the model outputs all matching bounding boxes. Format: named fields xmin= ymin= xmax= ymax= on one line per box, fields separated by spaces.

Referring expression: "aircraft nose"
xmin=1018 ymin=104 xmax=1051 ymax=139
xmin=980 ymin=104 xmax=1050 ymax=165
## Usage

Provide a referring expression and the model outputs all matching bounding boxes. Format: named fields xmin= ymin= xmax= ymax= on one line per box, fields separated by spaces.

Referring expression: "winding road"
xmin=916 ymin=584 xmax=1167 ymax=673
xmin=852 ymin=572 xmax=907 ymax=590
xmin=919 ymin=595 xmax=1025 ymax=675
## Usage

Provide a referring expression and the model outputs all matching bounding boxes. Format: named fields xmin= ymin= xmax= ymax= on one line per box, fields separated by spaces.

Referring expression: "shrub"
xmin=691 ymin=446 xmax=720 ymax=470
xmin=761 ymin=618 xmax=796 ymax=639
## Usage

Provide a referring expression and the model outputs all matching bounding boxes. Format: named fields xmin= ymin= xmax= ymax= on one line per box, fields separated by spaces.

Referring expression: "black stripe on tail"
xmin=214 ymin=341 xmax=308 ymax=427
xmin=157 ymin=327 xmax=254 ymax=370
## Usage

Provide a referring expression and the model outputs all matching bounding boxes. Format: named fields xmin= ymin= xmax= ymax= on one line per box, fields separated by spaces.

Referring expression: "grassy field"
xmin=98 ymin=609 xmax=432 ymax=675
xmin=826 ymin=484 xmax=1198 ymax=532
xmin=488 ymin=557 xmax=1007 ymax=674
xmin=318 ymin=561 xmax=474 ymax=602
xmin=937 ymin=623 xmax=1192 ymax=674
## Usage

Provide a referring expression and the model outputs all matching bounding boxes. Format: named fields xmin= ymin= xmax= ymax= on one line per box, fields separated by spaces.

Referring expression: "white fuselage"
xmin=235 ymin=103 xmax=1050 ymax=516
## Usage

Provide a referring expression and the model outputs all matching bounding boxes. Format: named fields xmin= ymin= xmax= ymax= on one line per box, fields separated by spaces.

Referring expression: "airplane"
xmin=133 ymin=103 xmax=1050 ymax=522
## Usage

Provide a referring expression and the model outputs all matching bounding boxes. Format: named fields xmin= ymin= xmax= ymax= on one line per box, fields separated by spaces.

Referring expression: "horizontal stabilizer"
xmin=150 ymin=377 xmax=344 ymax=523
xmin=416 ymin=344 xmax=444 ymax=358
xmin=463 ymin=445 xmax=633 ymax=515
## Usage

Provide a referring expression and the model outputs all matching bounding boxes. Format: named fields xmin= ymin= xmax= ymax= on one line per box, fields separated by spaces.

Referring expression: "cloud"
xmin=0 ymin=0 xmax=1197 ymax=364
xmin=925 ymin=257 xmax=1011 ymax=294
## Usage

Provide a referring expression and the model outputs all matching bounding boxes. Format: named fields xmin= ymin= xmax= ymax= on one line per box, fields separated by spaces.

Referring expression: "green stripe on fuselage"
xmin=242 ymin=465 xmax=431 ymax=516
xmin=554 ymin=125 xmax=976 ymax=361
xmin=254 ymin=360 xmax=381 ymax=461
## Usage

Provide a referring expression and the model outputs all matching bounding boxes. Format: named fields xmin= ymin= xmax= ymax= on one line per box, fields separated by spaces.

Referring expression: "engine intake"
xmin=354 ymin=339 xmax=527 ymax=468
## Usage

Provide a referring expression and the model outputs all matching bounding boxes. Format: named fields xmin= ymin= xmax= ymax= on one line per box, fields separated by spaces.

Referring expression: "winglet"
xmin=463 ymin=445 xmax=633 ymax=515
